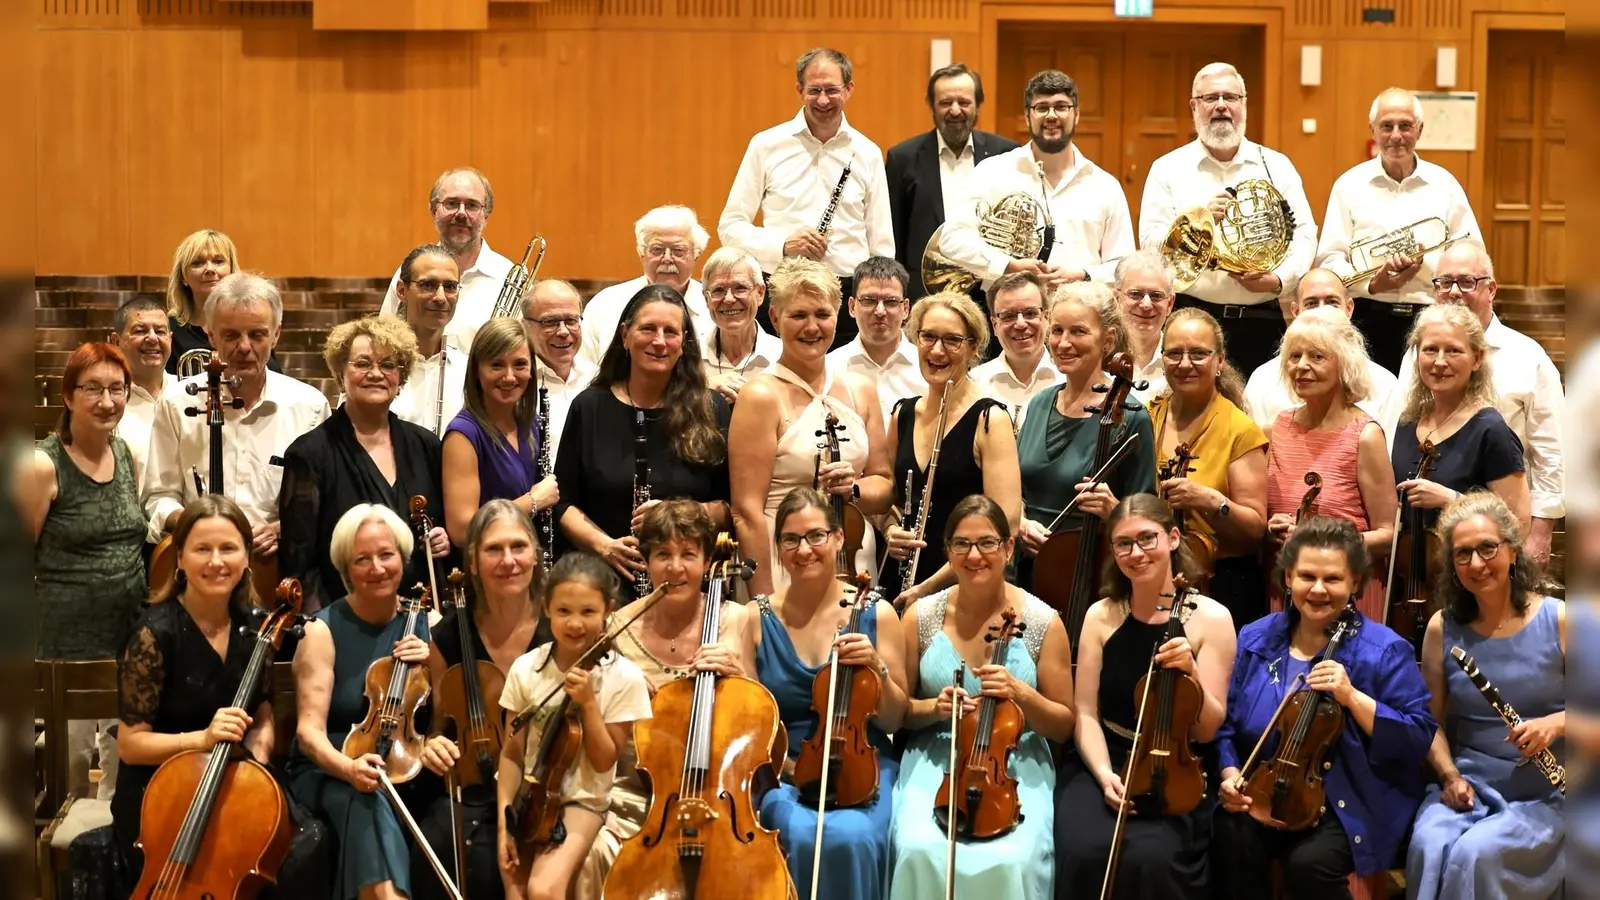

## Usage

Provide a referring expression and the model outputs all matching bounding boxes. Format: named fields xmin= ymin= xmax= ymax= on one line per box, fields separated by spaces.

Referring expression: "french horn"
xmin=921 ymin=192 xmax=1044 ymax=296
xmin=1159 ymin=179 xmax=1294 ymax=293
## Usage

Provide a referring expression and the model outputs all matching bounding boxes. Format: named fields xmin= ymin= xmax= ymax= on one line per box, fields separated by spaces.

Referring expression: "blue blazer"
xmin=1216 ymin=611 xmax=1436 ymax=875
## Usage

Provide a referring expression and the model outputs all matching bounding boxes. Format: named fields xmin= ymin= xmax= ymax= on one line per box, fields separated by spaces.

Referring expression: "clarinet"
xmin=533 ymin=383 xmax=554 ymax=571
xmin=817 ymin=163 xmax=852 ymax=237
xmin=1449 ymin=646 xmax=1565 ymax=793
xmin=630 ymin=408 xmax=652 ymax=598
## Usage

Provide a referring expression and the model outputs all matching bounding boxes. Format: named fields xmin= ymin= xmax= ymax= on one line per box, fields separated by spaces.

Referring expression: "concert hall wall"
xmin=35 ymin=0 xmax=1562 ymax=284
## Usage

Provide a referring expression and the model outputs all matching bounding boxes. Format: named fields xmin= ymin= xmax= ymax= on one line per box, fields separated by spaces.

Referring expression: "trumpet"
xmin=176 ymin=348 xmax=212 ymax=379
xmin=491 ymin=236 xmax=547 ymax=320
xmin=1339 ymin=217 xmax=1464 ymax=291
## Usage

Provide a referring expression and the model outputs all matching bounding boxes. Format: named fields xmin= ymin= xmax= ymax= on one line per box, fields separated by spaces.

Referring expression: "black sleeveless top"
xmin=432 ymin=606 xmax=550 ymax=668
xmin=882 ymin=396 xmax=1005 ymax=590
xmin=1098 ymin=611 xmax=1176 ymax=772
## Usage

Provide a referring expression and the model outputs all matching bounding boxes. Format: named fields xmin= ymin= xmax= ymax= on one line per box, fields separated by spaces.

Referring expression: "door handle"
xmin=1125 ymin=162 xmax=1138 ymax=183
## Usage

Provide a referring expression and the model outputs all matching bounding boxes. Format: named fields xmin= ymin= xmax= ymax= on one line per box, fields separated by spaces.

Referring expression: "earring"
xmin=174 ymin=568 xmax=188 ymax=589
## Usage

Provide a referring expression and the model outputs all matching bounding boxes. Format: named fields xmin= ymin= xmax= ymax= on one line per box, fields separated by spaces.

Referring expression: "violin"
xmin=131 ymin=579 xmax=306 ymax=900
xmin=1387 ymin=441 xmax=1439 ymax=654
xmin=1240 ymin=609 xmax=1358 ymax=830
xmin=342 ymin=583 xmax=435 ymax=783
xmin=1032 ymin=353 xmax=1145 ymax=655
xmin=603 ymin=536 xmax=795 ymax=899
xmin=506 ymin=580 xmax=671 ymax=850
xmin=814 ymin=411 xmax=867 ymax=583
xmin=793 ymin=575 xmax=883 ymax=810
xmin=1123 ymin=578 xmax=1206 ymax=817
xmin=1160 ymin=442 xmax=1214 ymax=589
xmin=933 ymin=611 xmax=1025 ymax=841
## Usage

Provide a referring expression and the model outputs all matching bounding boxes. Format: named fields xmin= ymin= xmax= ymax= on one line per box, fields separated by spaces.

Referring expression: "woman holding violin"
xmin=1147 ymin=307 xmax=1269 ymax=627
xmin=1263 ymin=308 xmax=1396 ymax=622
xmin=1054 ymin=493 xmax=1235 ymax=900
xmin=288 ymin=503 xmax=459 ymax=900
xmin=1015 ymin=281 xmax=1157 ymax=595
xmin=882 ymin=294 xmax=1022 ymax=608
xmin=1213 ymin=517 xmax=1434 ymax=900
xmin=729 ymin=257 xmax=893 ymax=594
xmin=1407 ymin=491 xmax=1565 ymax=900
xmin=751 ymin=487 xmax=909 ymax=899
xmin=573 ymin=499 xmax=757 ymax=897
xmin=889 ymin=495 xmax=1074 ymax=900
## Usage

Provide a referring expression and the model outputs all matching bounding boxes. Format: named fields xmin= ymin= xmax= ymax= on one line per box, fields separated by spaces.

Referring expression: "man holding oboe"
xmin=718 ymin=46 xmax=895 ymax=348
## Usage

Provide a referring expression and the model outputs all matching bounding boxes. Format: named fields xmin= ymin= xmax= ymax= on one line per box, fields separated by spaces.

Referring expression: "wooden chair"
xmin=35 ymin=658 xmax=120 ymax=900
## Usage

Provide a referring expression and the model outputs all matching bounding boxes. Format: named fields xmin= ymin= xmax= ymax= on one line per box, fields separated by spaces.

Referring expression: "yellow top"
xmin=1147 ymin=391 xmax=1267 ymax=554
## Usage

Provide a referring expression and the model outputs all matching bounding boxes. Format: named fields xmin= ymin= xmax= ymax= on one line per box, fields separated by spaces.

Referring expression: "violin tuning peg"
xmin=1092 ymin=384 xmax=1109 ymax=394
xmin=1134 ymin=379 xmax=1150 ymax=391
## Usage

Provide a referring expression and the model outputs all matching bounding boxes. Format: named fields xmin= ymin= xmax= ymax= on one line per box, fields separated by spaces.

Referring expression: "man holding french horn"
xmin=1139 ymin=62 xmax=1318 ymax=378
xmin=1316 ymin=87 xmax=1482 ymax=371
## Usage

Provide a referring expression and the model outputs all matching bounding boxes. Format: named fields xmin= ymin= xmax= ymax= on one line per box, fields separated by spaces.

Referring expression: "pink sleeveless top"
xmin=1266 ymin=409 xmax=1385 ymax=621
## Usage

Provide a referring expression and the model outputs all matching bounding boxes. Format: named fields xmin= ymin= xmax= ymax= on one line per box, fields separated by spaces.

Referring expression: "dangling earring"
xmin=1508 ymin=561 xmax=1516 ymax=582
xmin=174 ymin=568 xmax=188 ymax=590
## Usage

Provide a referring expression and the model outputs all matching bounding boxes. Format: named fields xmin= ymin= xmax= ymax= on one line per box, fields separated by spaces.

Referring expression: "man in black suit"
xmin=886 ymin=63 xmax=1020 ymax=302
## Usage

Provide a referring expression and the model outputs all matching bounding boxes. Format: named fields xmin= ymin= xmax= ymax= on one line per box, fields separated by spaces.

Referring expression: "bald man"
xmin=1380 ymin=242 xmax=1566 ymax=564
xmin=1242 ymin=268 xmax=1399 ymax=429
xmin=523 ymin=278 xmax=596 ymax=462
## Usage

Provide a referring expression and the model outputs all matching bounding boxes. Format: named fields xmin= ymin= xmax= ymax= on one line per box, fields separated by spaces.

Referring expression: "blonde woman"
xmin=162 ymin=229 xmax=281 ymax=374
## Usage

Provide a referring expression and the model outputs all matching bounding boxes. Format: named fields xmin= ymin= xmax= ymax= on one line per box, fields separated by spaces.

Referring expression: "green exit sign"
xmin=1115 ymin=0 xmax=1153 ymax=16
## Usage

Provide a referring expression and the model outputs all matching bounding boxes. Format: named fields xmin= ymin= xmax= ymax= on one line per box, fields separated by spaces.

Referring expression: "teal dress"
xmin=286 ymin=599 xmax=432 ymax=900
xmin=755 ymin=596 xmax=899 ymax=900
xmin=888 ymin=589 xmax=1058 ymax=900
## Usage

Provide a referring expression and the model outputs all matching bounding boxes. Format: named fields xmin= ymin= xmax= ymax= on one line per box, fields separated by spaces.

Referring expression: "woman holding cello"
xmin=1213 ymin=517 xmax=1434 ymax=900
xmin=288 ymin=503 xmax=460 ymax=900
xmin=1054 ymin=493 xmax=1235 ymax=900
xmin=751 ymin=487 xmax=910 ymax=898
xmin=889 ymin=495 xmax=1074 ymax=900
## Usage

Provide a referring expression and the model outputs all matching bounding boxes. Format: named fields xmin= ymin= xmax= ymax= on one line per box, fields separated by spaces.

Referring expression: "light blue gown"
xmin=1406 ymin=597 xmax=1565 ymax=899
xmin=888 ymin=589 xmax=1056 ymax=900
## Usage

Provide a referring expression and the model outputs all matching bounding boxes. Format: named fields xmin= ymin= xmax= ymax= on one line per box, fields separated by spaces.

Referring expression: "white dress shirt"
xmin=378 ymin=240 xmax=515 ymax=352
xmin=1241 ymin=355 xmax=1399 ymax=431
xmin=118 ymin=374 xmax=169 ymax=488
xmin=1316 ymin=155 xmax=1481 ymax=307
xmin=578 ymin=276 xmax=713 ymax=370
xmin=536 ymin=355 xmax=598 ymax=465
xmin=703 ymin=327 xmax=784 ymax=380
xmin=826 ymin=336 xmax=927 ymax=425
xmin=1380 ymin=315 xmax=1564 ymax=518
xmin=1564 ymin=343 xmax=1599 ymax=517
xmin=942 ymin=143 xmax=1134 ymax=287
xmin=141 ymin=370 xmax=331 ymax=538
xmin=390 ymin=344 xmax=468 ymax=437
xmin=1138 ymin=138 xmax=1318 ymax=306
xmin=937 ymin=131 xmax=978 ymax=225
xmin=971 ymin=353 xmax=1063 ymax=430
xmin=1129 ymin=344 xmax=1167 ymax=405
xmin=718 ymin=111 xmax=895 ymax=277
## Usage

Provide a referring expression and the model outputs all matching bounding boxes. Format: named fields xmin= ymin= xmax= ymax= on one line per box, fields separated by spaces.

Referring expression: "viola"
xmin=1387 ymin=441 xmax=1439 ymax=654
xmin=793 ymin=575 xmax=883 ymax=810
xmin=1123 ymin=579 xmax=1206 ymax=817
xmin=933 ymin=611 xmax=1025 ymax=841
xmin=1032 ymin=353 xmax=1146 ymax=656
xmin=1160 ymin=442 xmax=1214 ymax=589
xmin=603 ymin=536 xmax=795 ymax=899
xmin=1241 ymin=609 xmax=1358 ymax=830
xmin=432 ymin=568 xmax=507 ymax=788
xmin=130 ymin=579 xmax=306 ymax=900
xmin=342 ymin=583 xmax=435 ymax=783
xmin=814 ymin=411 xmax=867 ymax=583
xmin=1294 ymin=472 xmax=1323 ymax=524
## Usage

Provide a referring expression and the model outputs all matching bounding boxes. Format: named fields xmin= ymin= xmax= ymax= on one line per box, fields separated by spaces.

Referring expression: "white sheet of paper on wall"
xmin=1413 ymin=91 xmax=1478 ymax=151
xmin=930 ymin=39 xmax=952 ymax=73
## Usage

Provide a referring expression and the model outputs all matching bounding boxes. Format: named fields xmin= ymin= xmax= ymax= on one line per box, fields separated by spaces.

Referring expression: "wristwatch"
xmin=1217 ymin=496 xmax=1232 ymax=518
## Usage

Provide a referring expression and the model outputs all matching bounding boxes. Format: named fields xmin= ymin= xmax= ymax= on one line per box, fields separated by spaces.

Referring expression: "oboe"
xmin=630 ymin=408 xmax=652 ymax=598
xmin=534 ymin=383 xmax=554 ymax=571
xmin=817 ymin=162 xmax=852 ymax=237
xmin=1449 ymin=646 xmax=1565 ymax=792
xmin=900 ymin=386 xmax=952 ymax=597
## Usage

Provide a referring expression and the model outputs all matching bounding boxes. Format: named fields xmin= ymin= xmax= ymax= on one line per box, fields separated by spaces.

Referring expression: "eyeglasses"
xmin=1122 ymin=289 xmax=1171 ymax=306
xmin=1163 ymin=348 xmax=1216 ymax=364
xmin=349 ymin=358 xmax=401 ymax=376
xmin=646 ymin=243 xmax=692 ymax=261
xmin=709 ymin=285 xmax=754 ymax=302
xmin=948 ymin=536 xmax=1004 ymax=555
xmin=856 ymin=295 xmax=906 ymax=311
xmin=527 ymin=315 xmax=581 ymax=331
xmin=126 ymin=324 xmax=171 ymax=338
xmin=804 ymin=86 xmax=845 ymax=100
xmin=409 ymin=278 xmax=461 ymax=296
xmin=778 ymin=528 xmax=835 ymax=551
xmin=1029 ymin=103 xmax=1076 ymax=117
xmin=1431 ymin=275 xmax=1489 ymax=293
xmin=1451 ymin=540 xmax=1505 ymax=567
xmin=76 ymin=383 xmax=128 ymax=401
xmin=436 ymin=199 xmax=484 ymax=214
xmin=1193 ymin=92 xmax=1246 ymax=105
xmin=996 ymin=307 xmax=1043 ymax=324
xmin=917 ymin=330 xmax=973 ymax=352
xmin=1111 ymin=532 xmax=1165 ymax=556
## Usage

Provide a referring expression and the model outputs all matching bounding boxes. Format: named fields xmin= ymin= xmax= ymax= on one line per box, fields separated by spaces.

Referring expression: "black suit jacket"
xmin=886 ymin=129 xmax=1021 ymax=299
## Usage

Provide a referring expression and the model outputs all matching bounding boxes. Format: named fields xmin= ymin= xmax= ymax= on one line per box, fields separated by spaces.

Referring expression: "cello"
xmin=130 ymin=579 xmax=306 ymax=900
xmin=1386 ymin=441 xmax=1439 ymax=654
xmin=933 ymin=611 xmax=1025 ymax=840
xmin=1295 ymin=472 xmax=1323 ymax=524
xmin=1031 ymin=353 xmax=1145 ymax=655
xmin=603 ymin=537 xmax=795 ymax=900
xmin=814 ymin=411 xmax=867 ymax=583
xmin=792 ymin=575 xmax=883 ymax=810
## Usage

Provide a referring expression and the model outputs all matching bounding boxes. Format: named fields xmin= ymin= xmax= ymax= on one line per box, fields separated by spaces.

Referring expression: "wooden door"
xmin=1484 ymin=30 xmax=1564 ymax=288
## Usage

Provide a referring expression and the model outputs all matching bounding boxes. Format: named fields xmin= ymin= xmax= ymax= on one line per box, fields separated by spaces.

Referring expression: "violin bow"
xmin=944 ymin=664 xmax=964 ymax=900
xmin=378 ymin=771 xmax=464 ymax=900
xmin=1236 ymin=672 xmax=1307 ymax=779
xmin=1044 ymin=433 xmax=1141 ymax=534
xmin=1101 ymin=642 xmax=1160 ymax=900
xmin=808 ymin=640 xmax=843 ymax=900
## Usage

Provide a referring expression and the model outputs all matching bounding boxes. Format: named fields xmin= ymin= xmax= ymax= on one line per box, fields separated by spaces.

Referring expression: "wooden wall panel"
xmin=37 ymin=29 xmax=130 ymax=275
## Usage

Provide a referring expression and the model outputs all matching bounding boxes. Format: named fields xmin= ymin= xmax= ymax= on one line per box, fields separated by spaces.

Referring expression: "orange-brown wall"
xmin=36 ymin=0 xmax=1562 ymax=282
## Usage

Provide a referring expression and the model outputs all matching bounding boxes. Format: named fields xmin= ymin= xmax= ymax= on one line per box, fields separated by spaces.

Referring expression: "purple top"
xmin=444 ymin=408 xmax=538 ymax=505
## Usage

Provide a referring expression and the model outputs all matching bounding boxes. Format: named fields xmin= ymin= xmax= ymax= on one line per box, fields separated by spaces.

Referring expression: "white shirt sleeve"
xmin=863 ymin=149 xmax=896 ymax=261
xmin=1271 ymin=155 xmax=1319 ymax=292
xmin=1089 ymin=184 xmax=1136 ymax=283
xmin=600 ymin=657 xmax=654 ymax=725
xmin=1138 ymin=157 xmax=1178 ymax=250
xmin=378 ymin=267 xmax=403 ymax=317
xmin=1315 ymin=176 xmax=1357 ymax=282
xmin=141 ymin=389 xmax=189 ymax=540
xmin=1525 ymin=351 xmax=1566 ymax=519
xmin=939 ymin=162 xmax=1011 ymax=284
xmin=718 ymin=138 xmax=787 ymax=273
